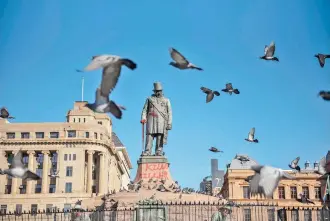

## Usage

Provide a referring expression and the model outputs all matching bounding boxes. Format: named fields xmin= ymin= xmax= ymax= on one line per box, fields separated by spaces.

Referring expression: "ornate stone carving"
xmin=41 ymin=150 xmax=50 ymax=155
xmin=87 ymin=150 xmax=95 ymax=155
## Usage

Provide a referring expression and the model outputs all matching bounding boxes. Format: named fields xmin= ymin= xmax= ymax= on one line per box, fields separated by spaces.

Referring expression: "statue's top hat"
xmin=153 ymin=82 xmax=163 ymax=91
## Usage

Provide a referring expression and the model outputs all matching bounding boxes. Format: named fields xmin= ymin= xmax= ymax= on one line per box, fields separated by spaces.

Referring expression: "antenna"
xmin=81 ymin=76 xmax=84 ymax=101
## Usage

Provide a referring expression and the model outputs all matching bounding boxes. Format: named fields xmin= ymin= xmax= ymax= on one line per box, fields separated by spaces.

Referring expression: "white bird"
xmin=0 ymin=150 xmax=40 ymax=181
xmin=215 ymin=178 xmax=222 ymax=186
xmin=260 ymin=41 xmax=279 ymax=62
xmin=85 ymin=87 xmax=123 ymax=119
xmin=245 ymin=127 xmax=259 ymax=143
xmin=248 ymin=165 xmax=295 ymax=198
xmin=0 ymin=107 xmax=15 ymax=119
xmin=169 ymin=47 xmax=203 ymax=71
xmin=77 ymin=55 xmax=137 ymax=97
xmin=316 ymin=157 xmax=326 ymax=175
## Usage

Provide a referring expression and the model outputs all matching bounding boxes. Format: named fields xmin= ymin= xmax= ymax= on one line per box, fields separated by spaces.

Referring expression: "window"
xmin=36 ymin=169 xmax=42 ymax=178
xmin=291 ymin=209 xmax=299 ymax=221
xmin=85 ymin=132 xmax=89 ymax=138
xmin=0 ymin=205 xmax=7 ymax=215
xmin=302 ymin=186 xmax=309 ymax=198
xmin=69 ymin=154 xmax=71 ymax=160
xmin=49 ymin=184 xmax=56 ymax=193
xmin=92 ymin=170 xmax=96 ymax=180
xmin=73 ymin=154 xmax=76 ymax=161
xmin=65 ymin=183 xmax=72 ymax=193
xmin=290 ymin=186 xmax=297 ymax=199
xmin=5 ymin=185 xmax=11 ymax=194
xmin=73 ymin=118 xmax=75 ymax=123
xmin=6 ymin=132 xmax=15 ymax=139
xmin=35 ymin=132 xmax=44 ymax=139
xmin=64 ymin=154 xmax=68 ymax=161
xmin=92 ymin=185 xmax=96 ymax=193
xmin=100 ymin=134 xmax=103 ymax=140
xmin=15 ymin=204 xmax=22 ymax=215
xmin=84 ymin=118 xmax=86 ymax=123
xmin=243 ymin=186 xmax=250 ymax=199
xmin=21 ymin=132 xmax=30 ymax=139
xmin=46 ymin=204 xmax=53 ymax=215
xmin=35 ymin=184 xmax=41 ymax=193
xmin=278 ymin=186 xmax=285 ymax=199
xmin=67 ymin=130 xmax=76 ymax=138
xmin=98 ymin=121 xmax=102 ymax=125
xmin=66 ymin=166 xmax=73 ymax=177
xmin=267 ymin=209 xmax=275 ymax=221
xmin=19 ymin=185 xmax=26 ymax=194
xmin=277 ymin=209 xmax=287 ymax=221
xmin=94 ymin=132 xmax=98 ymax=139
xmin=315 ymin=187 xmax=321 ymax=199
xmin=31 ymin=204 xmax=38 ymax=215
xmin=243 ymin=209 xmax=251 ymax=221
xmin=50 ymin=132 xmax=59 ymax=138
xmin=304 ymin=210 xmax=312 ymax=221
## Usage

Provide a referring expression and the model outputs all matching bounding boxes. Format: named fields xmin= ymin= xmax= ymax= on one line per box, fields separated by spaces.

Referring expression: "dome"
xmin=228 ymin=154 xmax=258 ymax=169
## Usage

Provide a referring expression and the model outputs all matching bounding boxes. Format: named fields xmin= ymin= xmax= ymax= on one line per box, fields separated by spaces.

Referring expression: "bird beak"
xmin=282 ymin=172 xmax=296 ymax=179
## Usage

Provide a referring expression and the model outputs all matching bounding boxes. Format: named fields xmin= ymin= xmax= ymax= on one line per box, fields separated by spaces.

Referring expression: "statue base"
xmin=133 ymin=155 xmax=174 ymax=183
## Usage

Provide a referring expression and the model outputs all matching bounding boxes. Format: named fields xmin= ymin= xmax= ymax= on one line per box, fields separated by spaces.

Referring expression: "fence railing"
xmin=0 ymin=202 xmax=329 ymax=221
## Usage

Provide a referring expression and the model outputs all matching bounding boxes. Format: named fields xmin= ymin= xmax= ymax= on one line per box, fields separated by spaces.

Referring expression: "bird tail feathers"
xmin=253 ymin=139 xmax=259 ymax=143
xmin=120 ymin=59 xmax=137 ymax=70
xmin=108 ymin=101 xmax=123 ymax=119
xmin=233 ymin=89 xmax=240 ymax=94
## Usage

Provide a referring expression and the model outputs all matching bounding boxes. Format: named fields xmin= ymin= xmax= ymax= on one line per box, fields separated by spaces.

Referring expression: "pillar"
xmin=11 ymin=151 xmax=18 ymax=195
xmin=26 ymin=151 xmax=35 ymax=194
xmin=98 ymin=152 xmax=105 ymax=195
xmin=87 ymin=150 xmax=94 ymax=194
xmin=41 ymin=151 xmax=50 ymax=194
xmin=55 ymin=150 xmax=61 ymax=193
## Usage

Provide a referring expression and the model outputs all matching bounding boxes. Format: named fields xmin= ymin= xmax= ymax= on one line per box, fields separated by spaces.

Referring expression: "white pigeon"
xmin=316 ymin=157 xmax=326 ymax=175
xmin=169 ymin=47 xmax=203 ymax=71
xmin=245 ymin=127 xmax=259 ymax=143
xmin=0 ymin=150 xmax=40 ymax=181
xmin=77 ymin=54 xmax=137 ymax=97
xmin=85 ymin=87 xmax=123 ymax=119
xmin=260 ymin=41 xmax=279 ymax=61
xmin=249 ymin=165 xmax=295 ymax=198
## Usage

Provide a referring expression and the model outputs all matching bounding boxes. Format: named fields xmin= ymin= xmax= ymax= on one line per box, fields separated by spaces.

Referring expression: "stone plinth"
xmin=133 ymin=156 xmax=173 ymax=183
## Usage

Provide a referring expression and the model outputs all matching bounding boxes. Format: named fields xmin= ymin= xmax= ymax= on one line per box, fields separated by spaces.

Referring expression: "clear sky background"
xmin=0 ymin=0 xmax=329 ymax=189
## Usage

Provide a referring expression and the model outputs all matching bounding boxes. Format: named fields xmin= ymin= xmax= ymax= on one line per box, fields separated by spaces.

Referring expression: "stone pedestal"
xmin=133 ymin=156 xmax=174 ymax=183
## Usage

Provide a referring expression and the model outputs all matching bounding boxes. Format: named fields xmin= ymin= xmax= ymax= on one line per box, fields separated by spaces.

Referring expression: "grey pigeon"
xmin=316 ymin=157 xmax=326 ymax=175
xmin=288 ymin=157 xmax=301 ymax=172
xmin=0 ymin=107 xmax=15 ymax=119
xmin=260 ymin=41 xmax=279 ymax=62
xmin=236 ymin=155 xmax=250 ymax=164
xmin=200 ymin=87 xmax=220 ymax=103
xmin=319 ymin=91 xmax=330 ymax=101
xmin=297 ymin=193 xmax=315 ymax=204
xmin=209 ymin=147 xmax=223 ymax=153
xmin=245 ymin=127 xmax=259 ymax=143
xmin=248 ymin=165 xmax=295 ymax=198
xmin=0 ymin=150 xmax=40 ymax=181
xmin=314 ymin=53 xmax=330 ymax=68
xmin=48 ymin=169 xmax=60 ymax=178
xmin=221 ymin=83 xmax=240 ymax=95
xmin=169 ymin=47 xmax=203 ymax=71
xmin=77 ymin=54 xmax=137 ymax=97
xmin=85 ymin=87 xmax=123 ymax=119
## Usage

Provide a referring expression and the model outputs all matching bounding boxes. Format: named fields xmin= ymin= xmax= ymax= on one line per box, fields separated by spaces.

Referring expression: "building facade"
xmin=0 ymin=101 xmax=132 ymax=213
xmin=220 ymin=154 xmax=325 ymax=221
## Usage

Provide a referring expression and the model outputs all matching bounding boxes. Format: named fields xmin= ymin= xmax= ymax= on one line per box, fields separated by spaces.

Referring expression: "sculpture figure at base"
xmin=140 ymin=82 xmax=172 ymax=156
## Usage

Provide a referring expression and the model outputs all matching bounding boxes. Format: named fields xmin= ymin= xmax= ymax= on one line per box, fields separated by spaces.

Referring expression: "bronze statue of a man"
xmin=140 ymin=82 xmax=172 ymax=156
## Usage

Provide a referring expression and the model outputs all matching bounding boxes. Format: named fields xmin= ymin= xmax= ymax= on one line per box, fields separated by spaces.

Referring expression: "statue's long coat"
xmin=141 ymin=95 xmax=172 ymax=144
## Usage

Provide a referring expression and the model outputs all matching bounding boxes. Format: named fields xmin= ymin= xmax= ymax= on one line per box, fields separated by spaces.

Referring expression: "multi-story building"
xmin=0 ymin=101 xmax=132 ymax=213
xmin=220 ymin=154 xmax=325 ymax=220
xmin=211 ymin=159 xmax=225 ymax=195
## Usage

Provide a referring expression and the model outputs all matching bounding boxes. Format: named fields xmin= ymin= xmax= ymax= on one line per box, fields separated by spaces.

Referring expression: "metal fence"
xmin=0 ymin=202 xmax=329 ymax=221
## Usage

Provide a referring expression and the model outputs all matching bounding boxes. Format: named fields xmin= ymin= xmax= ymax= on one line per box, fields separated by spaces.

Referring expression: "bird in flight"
xmin=169 ymin=47 xmax=203 ymax=71
xmin=221 ymin=83 xmax=240 ymax=95
xmin=209 ymin=147 xmax=223 ymax=153
xmin=288 ymin=157 xmax=301 ymax=172
xmin=319 ymin=91 xmax=330 ymax=101
xmin=314 ymin=53 xmax=330 ymax=68
xmin=0 ymin=107 xmax=15 ymax=119
xmin=260 ymin=41 xmax=279 ymax=62
xmin=200 ymin=87 xmax=220 ymax=103
xmin=245 ymin=127 xmax=259 ymax=143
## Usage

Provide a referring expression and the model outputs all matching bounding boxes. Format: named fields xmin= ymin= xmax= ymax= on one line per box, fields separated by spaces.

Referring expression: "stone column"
xmin=98 ymin=152 xmax=105 ymax=195
xmin=26 ymin=151 xmax=35 ymax=194
xmin=11 ymin=151 xmax=18 ymax=195
xmin=55 ymin=150 xmax=61 ymax=193
xmin=41 ymin=151 xmax=50 ymax=194
xmin=87 ymin=150 xmax=94 ymax=194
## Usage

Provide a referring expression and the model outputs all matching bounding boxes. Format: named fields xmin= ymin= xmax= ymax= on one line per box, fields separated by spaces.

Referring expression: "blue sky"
xmin=0 ymin=0 xmax=329 ymax=189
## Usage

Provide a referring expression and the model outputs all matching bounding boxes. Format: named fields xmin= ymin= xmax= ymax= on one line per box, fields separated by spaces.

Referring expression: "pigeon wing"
xmin=318 ymin=157 xmax=326 ymax=175
xmin=265 ymin=41 xmax=275 ymax=57
xmin=0 ymin=107 xmax=9 ymax=118
xmin=291 ymin=157 xmax=300 ymax=167
xmin=206 ymin=93 xmax=215 ymax=103
xmin=259 ymin=167 xmax=281 ymax=198
xmin=226 ymin=83 xmax=233 ymax=90
xmin=264 ymin=45 xmax=269 ymax=55
xmin=318 ymin=55 xmax=325 ymax=67
xmin=95 ymin=88 xmax=109 ymax=106
xmin=23 ymin=170 xmax=41 ymax=181
xmin=201 ymin=87 xmax=212 ymax=94
xmin=82 ymin=55 xmax=110 ymax=71
xmin=249 ymin=173 xmax=263 ymax=196
xmin=10 ymin=150 xmax=24 ymax=169
xmin=169 ymin=48 xmax=189 ymax=64
xmin=100 ymin=63 xmax=122 ymax=97
xmin=213 ymin=91 xmax=220 ymax=96
xmin=248 ymin=128 xmax=255 ymax=140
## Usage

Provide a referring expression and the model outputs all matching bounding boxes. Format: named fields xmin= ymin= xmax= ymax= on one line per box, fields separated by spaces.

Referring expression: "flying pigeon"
xmin=0 ymin=150 xmax=41 ymax=181
xmin=221 ymin=83 xmax=240 ymax=95
xmin=245 ymin=127 xmax=259 ymax=143
xmin=248 ymin=165 xmax=295 ymax=198
xmin=316 ymin=157 xmax=326 ymax=175
xmin=77 ymin=54 xmax=137 ymax=97
xmin=288 ymin=157 xmax=301 ymax=172
xmin=48 ymin=169 xmax=60 ymax=178
xmin=209 ymin=147 xmax=223 ymax=153
xmin=200 ymin=87 xmax=220 ymax=103
xmin=297 ymin=193 xmax=315 ymax=204
xmin=314 ymin=53 xmax=330 ymax=68
xmin=169 ymin=47 xmax=203 ymax=71
xmin=319 ymin=91 xmax=330 ymax=101
xmin=85 ymin=87 xmax=123 ymax=119
xmin=260 ymin=41 xmax=279 ymax=62
xmin=236 ymin=155 xmax=250 ymax=164
xmin=0 ymin=107 xmax=15 ymax=119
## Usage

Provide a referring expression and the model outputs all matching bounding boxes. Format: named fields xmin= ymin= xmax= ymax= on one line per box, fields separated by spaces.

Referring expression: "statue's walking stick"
xmin=142 ymin=123 xmax=145 ymax=152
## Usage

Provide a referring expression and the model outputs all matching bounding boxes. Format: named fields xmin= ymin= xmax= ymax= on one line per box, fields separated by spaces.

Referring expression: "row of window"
xmin=243 ymin=208 xmax=320 ymax=221
xmin=243 ymin=186 xmax=322 ymax=199
xmin=6 ymin=131 xmax=104 ymax=140
xmin=0 ymin=203 xmax=74 ymax=215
